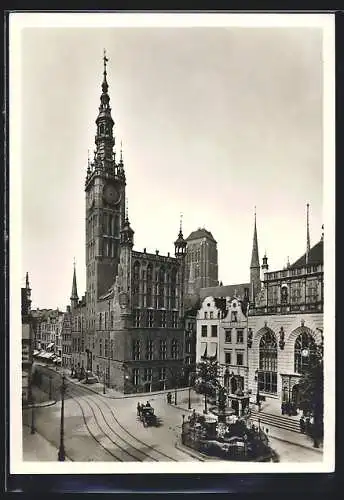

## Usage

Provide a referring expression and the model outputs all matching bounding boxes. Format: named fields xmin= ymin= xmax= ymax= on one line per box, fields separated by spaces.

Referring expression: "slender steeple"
xmin=250 ymin=207 xmax=260 ymax=268
xmin=70 ymin=259 xmax=79 ymax=309
xmin=306 ymin=203 xmax=311 ymax=264
xmin=250 ymin=207 xmax=261 ymax=303
xmin=25 ymin=272 xmax=30 ymax=290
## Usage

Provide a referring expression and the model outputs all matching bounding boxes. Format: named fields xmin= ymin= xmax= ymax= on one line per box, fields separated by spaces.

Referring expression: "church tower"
xmin=85 ymin=51 xmax=126 ymax=325
xmin=70 ymin=260 xmax=79 ymax=310
xmin=250 ymin=208 xmax=261 ymax=303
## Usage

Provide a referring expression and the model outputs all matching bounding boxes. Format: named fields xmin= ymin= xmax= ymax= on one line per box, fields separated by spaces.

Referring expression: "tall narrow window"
xmin=211 ymin=325 xmax=218 ymax=337
xmin=146 ymin=264 xmax=153 ymax=307
xmin=160 ymin=339 xmax=167 ymax=360
xmin=158 ymin=267 xmax=165 ymax=308
xmin=132 ymin=340 xmax=141 ymax=360
xmin=172 ymin=311 xmax=178 ymax=328
xmin=133 ymin=368 xmax=140 ymax=386
xmin=146 ymin=340 xmax=153 ymax=360
xmin=160 ymin=311 xmax=166 ymax=328
xmin=258 ymin=329 xmax=277 ymax=393
xmin=171 ymin=339 xmax=178 ymax=359
xmin=133 ymin=261 xmax=140 ymax=308
xmin=236 ymin=329 xmax=244 ymax=344
xmin=134 ymin=309 xmax=140 ymax=328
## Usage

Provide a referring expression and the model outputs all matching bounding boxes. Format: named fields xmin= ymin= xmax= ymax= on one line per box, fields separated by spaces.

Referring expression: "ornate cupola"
xmin=261 ymin=252 xmax=269 ymax=272
xmin=174 ymin=214 xmax=187 ymax=258
xmin=120 ymin=200 xmax=134 ymax=248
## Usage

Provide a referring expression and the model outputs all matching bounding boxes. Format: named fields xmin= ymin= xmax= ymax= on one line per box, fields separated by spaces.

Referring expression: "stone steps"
xmin=250 ymin=409 xmax=300 ymax=433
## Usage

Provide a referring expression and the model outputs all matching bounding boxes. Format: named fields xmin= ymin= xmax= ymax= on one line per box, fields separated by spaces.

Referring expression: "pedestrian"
xmin=305 ymin=416 xmax=311 ymax=435
xmin=146 ymin=400 xmax=151 ymax=407
xmin=137 ymin=402 xmax=141 ymax=417
xmin=300 ymin=415 xmax=305 ymax=434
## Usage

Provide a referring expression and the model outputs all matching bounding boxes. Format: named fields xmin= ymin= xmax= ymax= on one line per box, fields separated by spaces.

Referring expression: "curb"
xmin=174 ymin=441 xmax=207 ymax=461
xmin=23 ymin=400 xmax=57 ymax=409
xmin=267 ymin=432 xmax=323 ymax=454
xmin=44 ymin=365 xmax=192 ymax=400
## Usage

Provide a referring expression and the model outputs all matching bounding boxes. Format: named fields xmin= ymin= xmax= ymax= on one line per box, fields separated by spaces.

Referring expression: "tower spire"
xmin=70 ymin=259 xmax=79 ymax=309
xmin=25 ymin=272 xmax=30 ymax=290
xmin=250 ymin=207 xmax=261 ymax=302
xmin=306 ymin=203 xmax=311 ymax=264
xmin=250 ymin=207 xmax=260 ymax=268
xmin=94 ymin=50 xmax=115 ymax=166
xmin=102 ymin=48 xmax=109 ymax=93
xmin=179 ymin=212 xmax=183 ymax=237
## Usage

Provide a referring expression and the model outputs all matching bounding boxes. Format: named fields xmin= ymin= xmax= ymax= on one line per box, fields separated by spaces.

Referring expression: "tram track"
xmin=68 ymin=386 xmax=158 ymax=462
xmin=35 ymin=364 xmax=203 ymax=462
xmin=69 ymin=384 xmax=180 ymax=462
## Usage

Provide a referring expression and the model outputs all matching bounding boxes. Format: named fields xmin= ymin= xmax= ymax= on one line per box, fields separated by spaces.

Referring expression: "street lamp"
xmin=49 ymin=375 xmax=52 ymax=400
xmin=204 ymin=392 xmax=208 ymax=414
xmin=30 ymin=392 xmax=35 ymax=435
xmin=255 ymin=369 xmax=260 ymax=410
xmin=103 ymin=370 xmax=106 ymax=395
xmin=58 ymin=373 xmax=66 ymax=462
xmin=58 ymin=373 xmax=66 ymax=461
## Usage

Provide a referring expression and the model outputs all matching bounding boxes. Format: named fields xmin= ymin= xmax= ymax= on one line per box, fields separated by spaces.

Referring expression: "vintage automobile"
xmin=140 ymin=405 xmax=157 ymax=427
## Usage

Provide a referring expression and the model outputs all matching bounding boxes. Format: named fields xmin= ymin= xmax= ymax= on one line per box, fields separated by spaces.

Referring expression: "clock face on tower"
xmin=103 ymin=183 xmax=121 ymax=206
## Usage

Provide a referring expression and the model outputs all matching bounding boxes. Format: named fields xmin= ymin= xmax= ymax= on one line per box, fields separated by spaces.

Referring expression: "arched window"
xmin=158 ymin=267 xmax=165 ymax=308
xmin=258 ymin=329 xmax=277 ymax=394
xmin=170 ymin=268 xmax=177 ymax=309
xmin=294 ymin=329 xmax=317 ymax=374
xmin=133 ymin=261 xmax=140 ymax=307
xmin=146 ymin=264 xmax=153 ymax=307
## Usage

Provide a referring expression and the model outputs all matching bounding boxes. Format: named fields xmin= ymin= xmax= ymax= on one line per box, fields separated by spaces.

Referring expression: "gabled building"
xmin=247 ymin=206 xmax=324 ymax=410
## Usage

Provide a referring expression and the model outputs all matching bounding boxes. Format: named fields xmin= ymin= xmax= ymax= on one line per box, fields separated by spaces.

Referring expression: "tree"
xmin=298 ymin=338 xmax=324 ymax=446
xmin=196 ymin=360 xmax=220 ymax=395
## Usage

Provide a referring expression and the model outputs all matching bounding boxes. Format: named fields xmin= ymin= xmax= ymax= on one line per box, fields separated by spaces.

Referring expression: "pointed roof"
xmin=250 ymin=209 xmax=260 ymax=268
xmin=290 ymin=239 xmax=323 ymax=268
xmin=70 ymin=261 xmax=78 ymax=301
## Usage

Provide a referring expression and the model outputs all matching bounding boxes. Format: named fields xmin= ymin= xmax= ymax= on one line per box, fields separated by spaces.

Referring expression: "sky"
xmin=17 ymin=18 xmax=326 ymax=310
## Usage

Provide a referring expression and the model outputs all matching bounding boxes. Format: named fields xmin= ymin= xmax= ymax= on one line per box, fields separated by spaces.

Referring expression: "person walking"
xmin=137 ymin=402 xmax=141 ymax=417
xmin=300 ymin=415 xmax=306 ymax=434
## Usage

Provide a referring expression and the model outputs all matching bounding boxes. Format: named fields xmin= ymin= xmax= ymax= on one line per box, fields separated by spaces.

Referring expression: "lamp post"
xmin=49 ymin=375 xmax=52 ymax=400
xmin=204 ymin=392 xmax=208 ymax=414
xmin=58 ymin=373 xmax=66 ymax=462
xmin=103 ymin=370 xmax=106 ymax=395
xmin=30 ymin=392 xmax=35 ymax=435
xmin=255 ymin=369 xmax=260 ymax=410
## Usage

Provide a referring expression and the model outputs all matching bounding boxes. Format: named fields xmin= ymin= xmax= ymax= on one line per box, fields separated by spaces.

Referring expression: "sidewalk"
xmin=22 ymin=386 xmax=56 ymax=409
xmin=22 ymin=424 xmax=71 ymax=462
xmin=45 ymin=364 xmax=195 ymax=401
